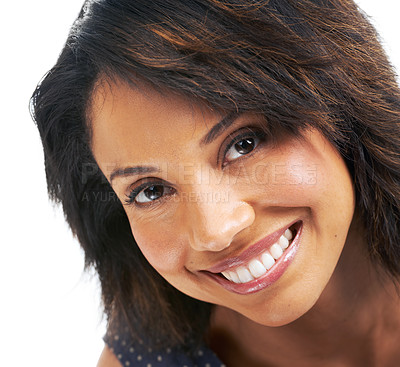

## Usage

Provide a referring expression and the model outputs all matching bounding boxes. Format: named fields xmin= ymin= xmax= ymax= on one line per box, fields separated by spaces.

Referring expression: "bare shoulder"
xmin=97 ymin=345 xmax=123 ymax=367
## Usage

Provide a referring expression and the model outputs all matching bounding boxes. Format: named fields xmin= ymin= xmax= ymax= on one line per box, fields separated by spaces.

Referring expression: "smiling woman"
xmin=90 ymin=79 xmax=355 ymax=324
xmin=31 ymin=0 xmax=400 ymax=366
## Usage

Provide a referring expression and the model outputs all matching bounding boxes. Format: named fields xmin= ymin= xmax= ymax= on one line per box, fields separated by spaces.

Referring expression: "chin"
xmin=239 ymin=288 xmax=324 ymax=328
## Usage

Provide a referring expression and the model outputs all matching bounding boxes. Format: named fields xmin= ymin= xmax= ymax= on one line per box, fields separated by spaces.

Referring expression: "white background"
xmin=0 ymin=1 xmax=399 ymax=366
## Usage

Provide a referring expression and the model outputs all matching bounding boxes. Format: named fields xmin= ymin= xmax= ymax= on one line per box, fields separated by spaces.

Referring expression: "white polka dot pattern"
xmin=104 ymin=330 xmax=225 ymax=367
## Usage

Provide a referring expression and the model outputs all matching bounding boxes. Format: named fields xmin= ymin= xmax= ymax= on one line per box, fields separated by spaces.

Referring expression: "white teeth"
xmin=237 ymin=267 xmax=254 ymax=283
xmin=249 ymin=259 xmax=267 ymax=278
xmin=270 ymin=244 xmax=283 ymax=259
xmin=229 ymin=271 xmax=240 ymax=283
xmin=221 ymin=271 xmax=232 ymax=281
xmin=278 ymin=235 xmax=289 ymax=249
xmin=261 ymin=252 xmax=275 ymax=270
xmin=219 ymin=227 xmax=296 ymax=284
xmin=284 ymin=228 xmax=293 ymax=240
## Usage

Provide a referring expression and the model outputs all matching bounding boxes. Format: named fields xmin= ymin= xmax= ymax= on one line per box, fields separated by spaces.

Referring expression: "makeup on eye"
xmin=124 ymin=178 xmax=176 ymax=207
xmin=125 ymin=126 xmax=268 ymax=207
xmin=108 ymin=114 xmax=266 ymax=188
xmin=220 ymin=127 xmax=267 ymax=167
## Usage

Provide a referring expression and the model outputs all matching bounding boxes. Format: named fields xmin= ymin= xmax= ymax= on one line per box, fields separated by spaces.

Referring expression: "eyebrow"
xmin=110 ymin=165 xmax=160 ymax=183
xmin=109 ymin=112 xmax=241 ymax=184
xmin=200 ymin=111 xmax=242 ymax=146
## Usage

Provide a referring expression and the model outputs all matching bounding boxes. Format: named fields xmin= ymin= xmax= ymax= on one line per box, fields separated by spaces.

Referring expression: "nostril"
xmin=194 ymin=239 xmax=232 ymax=252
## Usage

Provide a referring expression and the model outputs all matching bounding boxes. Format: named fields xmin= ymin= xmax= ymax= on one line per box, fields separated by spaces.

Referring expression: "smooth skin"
xmin=92 ymin=79 xmax=400 ymax=366
xmin=97 ymin=345 xmax=121 ymax=367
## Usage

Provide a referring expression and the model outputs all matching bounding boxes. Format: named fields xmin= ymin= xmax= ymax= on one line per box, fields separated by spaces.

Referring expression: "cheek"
xmin=250 ymin=140 xmax=355 ymax=231
xmin=279 ymin=145 xmax=355 ymax=251
xmin=129 ymin=221 xmax=188 ymax=275
xmin=249 ymin=154 xmax=335 ymax=204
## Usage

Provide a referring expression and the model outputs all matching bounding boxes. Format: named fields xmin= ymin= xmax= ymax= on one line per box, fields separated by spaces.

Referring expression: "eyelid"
xmin=123 ymin=125 xmax=266 ymax=208
xmin=124 ymin=178 xmax=174 ymax=207
xmin=219 ymin=126 xmax=266 ymax=167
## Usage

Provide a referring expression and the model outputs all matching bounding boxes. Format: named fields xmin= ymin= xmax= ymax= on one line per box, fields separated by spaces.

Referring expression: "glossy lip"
xmin=205 ymin=219 xmax=300 ymax=274
xmin=203 ymin=221 xmax=303 ymax=295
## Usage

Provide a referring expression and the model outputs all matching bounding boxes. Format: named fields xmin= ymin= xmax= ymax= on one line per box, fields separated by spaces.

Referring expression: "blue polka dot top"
xmin=104 ymin=327 xmax=226 ymax=367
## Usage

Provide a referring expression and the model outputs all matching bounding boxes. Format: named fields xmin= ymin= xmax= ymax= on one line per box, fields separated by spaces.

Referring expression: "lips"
xmin=202 ymin=221 xmax=302 ymax=295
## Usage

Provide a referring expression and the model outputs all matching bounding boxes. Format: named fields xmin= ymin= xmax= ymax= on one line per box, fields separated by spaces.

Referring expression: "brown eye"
xmin=126 ymin=182 xmax=176 ymax=206
xmin=139 ymin=185 xmax=164 ymax=202
xmin=224 ymin=135 xmax=261 ymax=163
xmin=135 ymin=185 xmax=175 ymax=204
xmin=235 ymin=138 xmax=256 ymax=154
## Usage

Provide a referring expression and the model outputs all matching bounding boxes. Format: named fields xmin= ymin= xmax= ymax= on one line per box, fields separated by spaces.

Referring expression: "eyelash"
xmin=220 ymin=128 xmax=266 ymax=167
xmin=124 ymin=127 xmax=267 ymax=208
xmin=124 ymin=179 xmax=175 ymax=207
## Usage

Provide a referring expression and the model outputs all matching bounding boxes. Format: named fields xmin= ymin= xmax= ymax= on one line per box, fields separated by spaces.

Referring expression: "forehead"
xmin=89 ymin=78 xmax=222 ymax=170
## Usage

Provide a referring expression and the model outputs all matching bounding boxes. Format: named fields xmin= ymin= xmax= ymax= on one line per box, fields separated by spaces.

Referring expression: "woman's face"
xmin=90 ymin=79 xmax=355 ymax=326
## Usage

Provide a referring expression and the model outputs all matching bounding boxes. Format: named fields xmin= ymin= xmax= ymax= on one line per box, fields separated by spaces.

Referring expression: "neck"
xmin=208 ymin=218 xmax=400 ymax=366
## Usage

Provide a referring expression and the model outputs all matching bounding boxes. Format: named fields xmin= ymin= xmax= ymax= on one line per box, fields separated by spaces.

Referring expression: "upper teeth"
xmin=221 ymin=228 xmax=294 ymax=284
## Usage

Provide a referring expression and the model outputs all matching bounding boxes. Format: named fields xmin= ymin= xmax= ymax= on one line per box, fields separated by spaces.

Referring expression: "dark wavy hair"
xmin=30 ymin=0 xmax=400 ymax=349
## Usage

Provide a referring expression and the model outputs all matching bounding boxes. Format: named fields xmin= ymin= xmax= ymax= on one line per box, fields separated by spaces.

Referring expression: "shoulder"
xmin=97 ymin=345 xmax=123 ymax=367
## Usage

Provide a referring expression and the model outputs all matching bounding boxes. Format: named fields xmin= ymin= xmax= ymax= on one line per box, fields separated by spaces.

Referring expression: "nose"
xmin=186 ymin=190 xmax=255 ymax=252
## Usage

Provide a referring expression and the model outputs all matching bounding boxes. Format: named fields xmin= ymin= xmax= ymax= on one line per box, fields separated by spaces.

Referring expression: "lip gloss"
xmin=204 ymin=222 xmax=302 ymax=295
